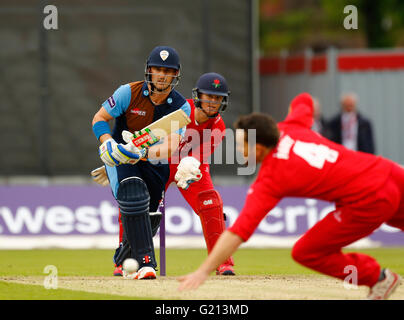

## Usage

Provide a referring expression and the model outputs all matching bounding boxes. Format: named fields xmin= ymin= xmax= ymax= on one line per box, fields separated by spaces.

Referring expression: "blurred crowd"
xmin=312 ymin=92 xmax=375 ymax=154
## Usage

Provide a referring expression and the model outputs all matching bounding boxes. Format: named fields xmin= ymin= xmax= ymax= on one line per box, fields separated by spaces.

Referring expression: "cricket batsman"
xmin=93 ymin=73 xmax=235 ymax=276
xmin=92 ymin=46 xmax=191 ymax=280
xmin=178 ymin=92 xmax=403 ymax=300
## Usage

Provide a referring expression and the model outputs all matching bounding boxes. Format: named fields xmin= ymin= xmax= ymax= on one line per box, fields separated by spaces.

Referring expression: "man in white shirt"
xmin=328 ymin=92 xmax=375 ymax=154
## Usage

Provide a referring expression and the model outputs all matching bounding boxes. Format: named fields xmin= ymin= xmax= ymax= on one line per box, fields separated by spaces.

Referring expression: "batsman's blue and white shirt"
xmin=101 ymin=81 xmax=191 ymax=200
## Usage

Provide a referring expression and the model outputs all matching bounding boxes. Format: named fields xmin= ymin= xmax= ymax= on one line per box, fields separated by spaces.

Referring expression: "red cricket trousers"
xmin=292 ymin=163 xmax=404 ymax=287
xmin=167 ymin=163 xmax=234 ymax=267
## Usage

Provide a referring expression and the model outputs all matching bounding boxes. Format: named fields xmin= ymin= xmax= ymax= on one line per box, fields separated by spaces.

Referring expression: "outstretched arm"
xmin=177 ymin=230 xmax=243 ymax=291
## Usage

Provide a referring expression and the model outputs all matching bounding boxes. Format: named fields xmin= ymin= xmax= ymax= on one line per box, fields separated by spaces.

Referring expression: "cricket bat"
xmin=127 ymin=109 xmax=191 ymax=149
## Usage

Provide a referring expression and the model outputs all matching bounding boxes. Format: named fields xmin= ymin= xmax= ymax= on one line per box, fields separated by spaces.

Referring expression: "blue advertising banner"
xmin=0 ymin=185 xmax=403 ymax=247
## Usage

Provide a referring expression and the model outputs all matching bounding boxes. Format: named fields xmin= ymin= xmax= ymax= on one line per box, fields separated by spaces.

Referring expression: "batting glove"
xmin=112 ymin=142 xmax=147 ymax=165
xmin=99 ymin=138 xmax=122 ymax=167
xmin=99 ymin=138 xmax=147 ymax=166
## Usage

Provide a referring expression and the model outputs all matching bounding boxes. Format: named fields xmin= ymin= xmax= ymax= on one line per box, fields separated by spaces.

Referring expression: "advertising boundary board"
xmin=0 ymin=186 xmax=402 ymax=249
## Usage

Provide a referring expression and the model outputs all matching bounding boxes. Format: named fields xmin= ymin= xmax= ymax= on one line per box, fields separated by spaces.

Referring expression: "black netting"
xmin=0 ymin=0 xmax=252 ymax=176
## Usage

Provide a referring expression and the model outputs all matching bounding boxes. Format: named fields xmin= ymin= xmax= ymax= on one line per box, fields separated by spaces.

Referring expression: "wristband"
xmin=93 ymin=121 xmax=111 ymax=140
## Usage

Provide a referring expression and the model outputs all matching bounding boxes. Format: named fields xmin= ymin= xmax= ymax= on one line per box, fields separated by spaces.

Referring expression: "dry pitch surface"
xmin=2 ymin=275 xmax=403 ymax=300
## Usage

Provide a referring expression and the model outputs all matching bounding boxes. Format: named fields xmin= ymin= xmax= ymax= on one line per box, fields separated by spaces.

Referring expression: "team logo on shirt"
xmin=130 ymin=108 xmax=146 ymax=116
xmin=160 ymin=50 xmax=169 ymax=61
xmin=107 ymin=96 xmax=116 ymax=108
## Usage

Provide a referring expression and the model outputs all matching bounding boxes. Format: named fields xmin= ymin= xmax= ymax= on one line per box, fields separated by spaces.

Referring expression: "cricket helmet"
xmin=144 ymin=46 xmax=181 ymax=92
xmin=192 ymin=72 xmax=230 ymax=117
xmin=146 ymin=46 xmax=181 ymax=70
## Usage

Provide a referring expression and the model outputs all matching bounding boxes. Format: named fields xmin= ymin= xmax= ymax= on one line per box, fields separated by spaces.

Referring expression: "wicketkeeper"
xmin=166 ymin=72 xmax=235 ymax=276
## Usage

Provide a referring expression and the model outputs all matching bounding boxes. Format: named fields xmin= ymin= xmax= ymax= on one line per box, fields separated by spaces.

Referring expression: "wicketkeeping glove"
xmin=175 ymin=156 xmax=202 ymax=190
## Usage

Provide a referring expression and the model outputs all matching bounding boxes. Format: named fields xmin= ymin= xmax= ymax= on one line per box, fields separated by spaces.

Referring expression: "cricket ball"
xmin=123 ymin=258 xmax=139 ymax=273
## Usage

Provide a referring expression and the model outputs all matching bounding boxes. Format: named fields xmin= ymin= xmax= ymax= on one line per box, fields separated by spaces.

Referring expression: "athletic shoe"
xmin=113 ymin=265 xmax=123 ymax=277
xmin=130 ymin=267 xmax=157 ymax=280
xmin=216 ymin=264 xmax=235 ymax=276
xmin=367 ymin=269 xmax=401 ymax=300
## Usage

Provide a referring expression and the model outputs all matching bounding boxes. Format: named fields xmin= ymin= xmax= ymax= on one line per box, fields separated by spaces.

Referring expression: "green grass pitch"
xmin=0 ymin=248 xmax=403 ymax=299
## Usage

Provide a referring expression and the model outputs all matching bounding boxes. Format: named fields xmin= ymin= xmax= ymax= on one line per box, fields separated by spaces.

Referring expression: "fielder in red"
xmin=178 ymin=92 xmax=403 ymax=299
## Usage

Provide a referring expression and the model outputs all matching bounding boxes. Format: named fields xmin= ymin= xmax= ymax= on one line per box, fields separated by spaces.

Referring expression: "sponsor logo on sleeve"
xmin=107 ymin=96 xmax=116 ymax=108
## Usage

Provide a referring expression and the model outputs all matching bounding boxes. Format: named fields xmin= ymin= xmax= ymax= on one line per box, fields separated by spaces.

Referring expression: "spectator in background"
xmin=311 ymin=97 xmax=331 ymax=138
xmin=328 ymin=92 xmax=375 ymax=154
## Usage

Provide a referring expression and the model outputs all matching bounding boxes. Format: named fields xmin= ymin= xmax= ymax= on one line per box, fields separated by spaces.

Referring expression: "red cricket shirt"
xmin=229 ymin=101 xmax=394 ymax=241
xmin=170 ymin=99 xmax=226 ymax=165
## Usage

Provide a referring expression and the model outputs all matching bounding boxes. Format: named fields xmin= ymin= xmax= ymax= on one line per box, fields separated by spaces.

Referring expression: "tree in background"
xmin=360 ymin=0 xmax=404 ymax=48
xmin=260 ymin=0 xmax=404 ymax=55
